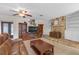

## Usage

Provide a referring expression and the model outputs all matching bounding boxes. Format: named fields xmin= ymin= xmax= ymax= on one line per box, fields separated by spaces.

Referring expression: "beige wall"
xmin=0 ymin=15 xmax=46 ymax=39
xmin=0 ymin=15 xmax=29 ymax=39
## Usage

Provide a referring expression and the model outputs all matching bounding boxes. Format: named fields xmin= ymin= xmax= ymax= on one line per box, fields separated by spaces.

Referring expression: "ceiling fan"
xmin=10 ymin=8 xmax=32 ymax=18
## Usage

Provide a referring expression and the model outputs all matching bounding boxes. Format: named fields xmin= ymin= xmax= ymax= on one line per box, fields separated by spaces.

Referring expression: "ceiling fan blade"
xmin=13 ymin=14 xmax=18 ymax=16
xmin=10 ymin=10 xmax=17 ymax=12
xmin=25 ymin=14 xmax=32 ymax=17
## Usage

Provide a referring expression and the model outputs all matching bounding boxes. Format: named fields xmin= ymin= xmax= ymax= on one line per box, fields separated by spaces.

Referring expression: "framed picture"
xmin=53 ymin=18 xmax=59 ymax=25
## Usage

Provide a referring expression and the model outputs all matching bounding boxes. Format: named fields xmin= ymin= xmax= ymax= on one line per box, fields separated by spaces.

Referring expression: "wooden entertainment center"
xmin=19 ymin=22 xmax=44 ymax=39
xmin=36 ymin=24 xmax=43 ymax=38
xmin=28 ymin=24 xmax=43 ymax=38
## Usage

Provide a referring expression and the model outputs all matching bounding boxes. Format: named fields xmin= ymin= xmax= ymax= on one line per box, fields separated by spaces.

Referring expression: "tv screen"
xmin=28 ymin=26 xmax=37 ymax=33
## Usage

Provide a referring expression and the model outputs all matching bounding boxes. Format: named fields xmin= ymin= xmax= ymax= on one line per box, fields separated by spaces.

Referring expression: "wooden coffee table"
xmin=30 ymin=39 xmax=54 ymax=55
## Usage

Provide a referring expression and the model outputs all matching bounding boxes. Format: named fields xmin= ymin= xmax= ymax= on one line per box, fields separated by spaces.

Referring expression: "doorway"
xmin=19 ymin=22 xmax=27 ymax=38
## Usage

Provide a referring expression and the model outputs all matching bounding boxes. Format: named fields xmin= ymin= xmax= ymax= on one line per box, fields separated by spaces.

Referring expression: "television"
xmin=28 ymin=26 xmax=37 ymax=33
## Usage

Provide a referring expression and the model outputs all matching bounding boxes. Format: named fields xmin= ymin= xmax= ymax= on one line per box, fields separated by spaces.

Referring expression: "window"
xmin=3 ymin=23 xmax=9 ymax=33
xmin=1 ymin=22 xmax=13 ymax=38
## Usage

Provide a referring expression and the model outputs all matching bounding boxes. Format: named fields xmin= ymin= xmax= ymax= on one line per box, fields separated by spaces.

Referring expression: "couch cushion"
xmin=0 ymin=38 xmax=13 ymax=55
xmin=2 ymin=33 xmax=10 ymax=41
xmin=0 ymin=35 xmax=4 ymax=45
xmin=10 ymin=40 xmax=21 ymax=55
xmin=19 ymin=43 xmax=28 ymax=55
xmin=11 ymin=40 xmax=28 ymax=55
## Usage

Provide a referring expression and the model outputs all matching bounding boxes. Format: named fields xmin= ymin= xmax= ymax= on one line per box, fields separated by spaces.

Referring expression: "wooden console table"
xmin=30 ymin=39 xmax=54 ymax=55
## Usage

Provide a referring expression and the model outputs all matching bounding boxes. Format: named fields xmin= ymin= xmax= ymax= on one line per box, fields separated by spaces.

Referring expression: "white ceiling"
xmin=1 ymin=3 xmax=79 ymax=35
xmin=0 ymin=3 xmax=79 ymax=18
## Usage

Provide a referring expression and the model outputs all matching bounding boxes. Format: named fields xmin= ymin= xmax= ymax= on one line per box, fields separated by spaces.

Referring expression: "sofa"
xmin=0 ymin=33 xmax=28 ymax=55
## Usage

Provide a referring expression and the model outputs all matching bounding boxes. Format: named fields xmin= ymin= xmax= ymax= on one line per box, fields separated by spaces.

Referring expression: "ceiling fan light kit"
xmin=11 ymin=8 xmax=32 ymax=18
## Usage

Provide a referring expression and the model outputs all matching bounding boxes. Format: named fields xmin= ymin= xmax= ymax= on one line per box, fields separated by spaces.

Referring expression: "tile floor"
xmin=23 ymin=38 xmax=79 ymax=55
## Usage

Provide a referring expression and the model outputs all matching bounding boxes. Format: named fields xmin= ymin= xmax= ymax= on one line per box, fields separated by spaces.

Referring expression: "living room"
xmin=0 ymin=3 xmax=79 ymax=55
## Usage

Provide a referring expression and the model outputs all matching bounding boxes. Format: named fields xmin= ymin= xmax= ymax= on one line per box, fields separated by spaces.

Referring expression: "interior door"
xmin=19 ymin=22 xmax=27 ymax=38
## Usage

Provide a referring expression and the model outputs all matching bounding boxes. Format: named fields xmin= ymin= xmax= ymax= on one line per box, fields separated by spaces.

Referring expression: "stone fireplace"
xmin=49 ymin=16 xmax=66 ymax=39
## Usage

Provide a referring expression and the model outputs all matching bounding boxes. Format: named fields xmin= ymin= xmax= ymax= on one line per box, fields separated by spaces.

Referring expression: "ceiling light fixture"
xmin=10 ymin=8 xmax=32 ymax=18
